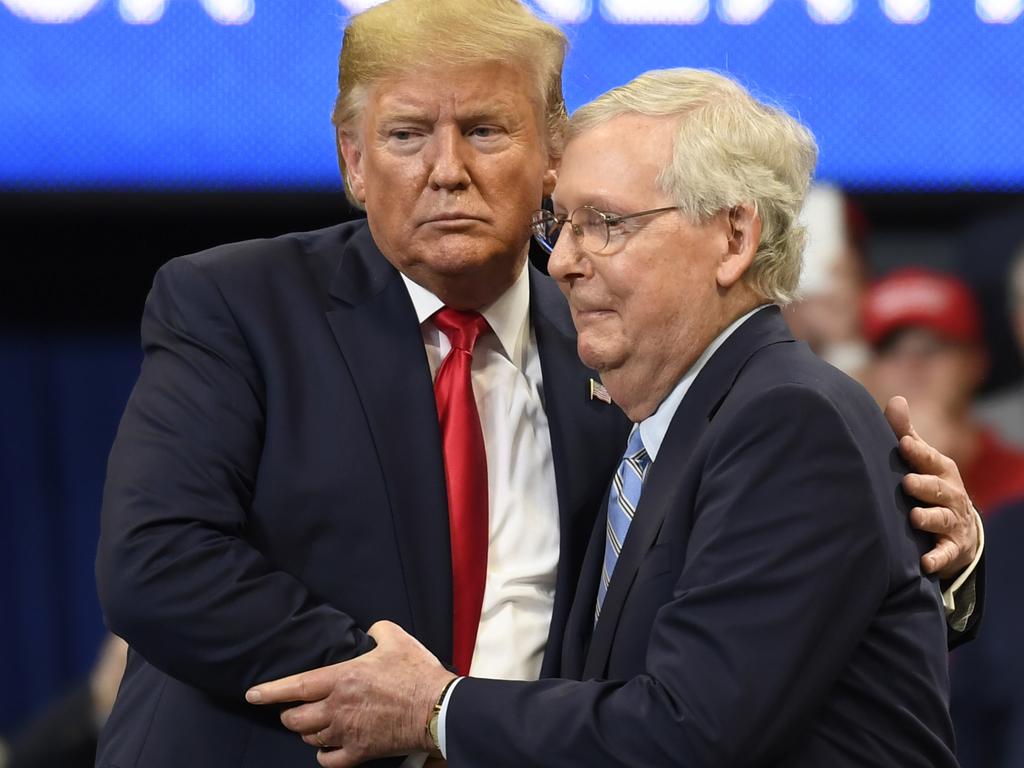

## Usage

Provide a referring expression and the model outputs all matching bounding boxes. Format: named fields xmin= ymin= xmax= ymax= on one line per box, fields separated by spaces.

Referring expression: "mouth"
xmin=573 ymin=308 xmax=616 ymax=323
xmin=421 ymin=213 xmax=486 ymax=226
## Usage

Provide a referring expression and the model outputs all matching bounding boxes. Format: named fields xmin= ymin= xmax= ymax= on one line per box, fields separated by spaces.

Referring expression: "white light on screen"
xmin=881 ymin=0 xmax=929 ymax=23
xmin=1 ymin=0 xmax=100 ymax=23
xmin=337 ymin=0 xmax=388 ymax=13
xmin=601 ymin=0 xmax=709 ymax=24
xmin=976 ymin=0 xmax=1023 ymax=23
xmin=528 ymin=0 xmax=592 ymax=24
xmin=807 ymin=0 xmax=855 ymax=24
xmin=200 ymin=0 xmax=253 ymax=25
xmin=119 ymin=0 xmax=164 ymax=24
xmin=718 ymin=0 xmax=775 ymax=24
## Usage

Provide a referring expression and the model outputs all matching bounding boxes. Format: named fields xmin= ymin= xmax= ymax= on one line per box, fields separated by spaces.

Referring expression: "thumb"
xmin=367 ymin=620 xmax=401 ymax=640
xmin=884 ymin=395 xmax=916 ymax=441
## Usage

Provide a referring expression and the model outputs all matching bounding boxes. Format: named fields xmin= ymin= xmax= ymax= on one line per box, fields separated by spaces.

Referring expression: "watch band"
xmin=426 ymin=676 xmax=460 ymax=757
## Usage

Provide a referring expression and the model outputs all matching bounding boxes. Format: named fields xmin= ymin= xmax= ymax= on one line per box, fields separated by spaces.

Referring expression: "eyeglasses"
xmin=530 ymin=205 xmax=680 ymax=255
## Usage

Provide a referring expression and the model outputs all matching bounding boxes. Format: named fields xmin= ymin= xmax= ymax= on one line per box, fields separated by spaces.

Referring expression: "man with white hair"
xmin=249 ymin=68 xmax=959 ymax=767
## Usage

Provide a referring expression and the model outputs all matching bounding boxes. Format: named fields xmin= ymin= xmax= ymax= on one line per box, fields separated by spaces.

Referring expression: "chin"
xmin=577 ymin=336 xmax=624 ymax=374
xmin=429 ymin=238 xmax=519 ymax=275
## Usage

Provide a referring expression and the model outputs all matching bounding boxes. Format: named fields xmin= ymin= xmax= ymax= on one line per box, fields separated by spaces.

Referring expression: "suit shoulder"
xmin=739 ymin=340 xmax=881 ymax=422
xmin=160 ymin=220 xmax=363 ymax=286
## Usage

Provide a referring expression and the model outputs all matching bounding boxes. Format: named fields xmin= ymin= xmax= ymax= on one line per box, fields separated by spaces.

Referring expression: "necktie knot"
xmin=434 ymin=308 xmax=490 ymax=352
xmin=625 ymin=424 xmax=650 ymax=468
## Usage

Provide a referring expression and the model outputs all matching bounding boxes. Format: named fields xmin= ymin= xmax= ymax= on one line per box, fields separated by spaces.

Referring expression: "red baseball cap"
xmin=862 ymin=268 xmax=982 ymax=347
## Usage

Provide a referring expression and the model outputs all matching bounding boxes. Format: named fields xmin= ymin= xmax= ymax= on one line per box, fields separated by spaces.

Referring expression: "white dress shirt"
xmin=402 ymin=264 xmax=560 ymax=767
xmin=401 ymin=265 xmax=561 ymax=680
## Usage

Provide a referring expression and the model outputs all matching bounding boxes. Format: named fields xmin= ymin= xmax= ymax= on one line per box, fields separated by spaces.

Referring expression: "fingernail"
xmin=246 ymin=689 xmax=262 ymax=704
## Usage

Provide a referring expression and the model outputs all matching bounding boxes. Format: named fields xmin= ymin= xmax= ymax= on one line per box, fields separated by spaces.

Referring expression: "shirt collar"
xmin=639 ymin=304 xmax=770 ymax=462
xmin=400 ymin=261 xmax=531 ymax=368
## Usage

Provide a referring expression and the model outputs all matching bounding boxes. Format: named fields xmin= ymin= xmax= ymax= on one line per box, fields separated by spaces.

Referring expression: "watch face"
xmin=428 ymin=712 xmax=442 ymax=754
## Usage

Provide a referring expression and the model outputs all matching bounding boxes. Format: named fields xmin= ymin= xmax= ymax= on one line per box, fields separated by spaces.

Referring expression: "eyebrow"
xmin=456 ymin=104 xmax=518 ymax=124
xmin=552 ymin=194 xmax=627 ymax=214
xmin=375 ymin=105 xmax=434 ymax=123
xmin=376 ymin=96 xmax=519 ymax=126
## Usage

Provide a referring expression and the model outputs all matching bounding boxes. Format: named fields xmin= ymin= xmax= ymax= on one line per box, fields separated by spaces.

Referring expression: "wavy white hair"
xmin=570 ymin=68 xmax=818 ymax=304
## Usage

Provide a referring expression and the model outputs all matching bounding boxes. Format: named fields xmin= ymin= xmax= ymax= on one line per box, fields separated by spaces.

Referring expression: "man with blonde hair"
xmin=250 ymin=68 xmax=960 ymax=767
xmin=98 ymin=1 xmax=977 ymax=766
xmin=98 ymin=3 xmax=629 ymax=766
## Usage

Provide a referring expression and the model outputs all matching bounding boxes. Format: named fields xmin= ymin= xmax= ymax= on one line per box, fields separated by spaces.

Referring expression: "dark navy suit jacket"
xmin=94 ymin=221 xmax=629 ymax=767
xmin=446 ymin=307 xmax=958 ymax=767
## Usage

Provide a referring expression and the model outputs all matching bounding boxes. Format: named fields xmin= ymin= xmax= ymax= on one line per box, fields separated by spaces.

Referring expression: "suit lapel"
xmin=560 ymin=482 xmax=611 ymax=679
xmin=324 ymin=224 xmax=453 ymax=663
xmin=530 ymin=267 xmax=630 ymax=677
xmin=583 ymin=306 xmax=794 ymax=679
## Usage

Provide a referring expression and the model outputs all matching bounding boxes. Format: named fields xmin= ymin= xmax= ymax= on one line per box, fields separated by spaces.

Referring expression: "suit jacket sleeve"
xmin=446 ymin=384 xmax=919 ymax=767
xmin=96 ymin=257 xmax=374 ymax=701
xmin=948 ymin=554 xmax=984 ymax=649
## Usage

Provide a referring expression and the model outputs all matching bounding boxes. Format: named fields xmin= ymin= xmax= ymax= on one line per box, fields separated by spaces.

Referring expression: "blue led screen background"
xmin=2 ymin=0 xmax=1022 ymax=190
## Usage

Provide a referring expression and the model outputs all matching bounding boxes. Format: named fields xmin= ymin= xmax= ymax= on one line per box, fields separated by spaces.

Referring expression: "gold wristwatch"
xmin=426 ymin=677 xmax=460 ymax=757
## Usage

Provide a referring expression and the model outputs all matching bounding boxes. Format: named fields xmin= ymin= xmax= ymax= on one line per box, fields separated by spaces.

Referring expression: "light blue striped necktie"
xmin=596 ymin=424 xmax=651 ymax=622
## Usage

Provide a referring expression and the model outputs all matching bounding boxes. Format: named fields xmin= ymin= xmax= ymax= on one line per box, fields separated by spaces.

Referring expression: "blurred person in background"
xmin=1 ymin=635 xmax=126 ymax=768
xmin=783 ymin=184 xmax=872 ymax=383
xmin=951 ymin=500 xmax=1024 ymax=768
xmin=976 ymin=243 xmax=1024 ymax=449
xmin=865 ymin=267 xmax=1024 ymax=513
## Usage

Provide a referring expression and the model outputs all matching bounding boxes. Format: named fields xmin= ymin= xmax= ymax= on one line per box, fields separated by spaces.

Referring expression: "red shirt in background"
xmin=963 ymin=427 xmax=1024 ymax=515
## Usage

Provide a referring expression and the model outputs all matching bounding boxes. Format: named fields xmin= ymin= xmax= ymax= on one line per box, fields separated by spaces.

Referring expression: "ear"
xmin=338 ymin=127 xmax=367 ymax=203
xmin=716 ymin=203 xmax=761 ymax=290
xmin=542 ymin=153 xmax=559 ymax=198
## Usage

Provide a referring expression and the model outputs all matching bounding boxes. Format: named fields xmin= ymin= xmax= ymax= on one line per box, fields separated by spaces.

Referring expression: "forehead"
xmin=555 ymin=114 xmax=676 ymax=208
xmin=366 ymin=61 xmax=540 ymax=122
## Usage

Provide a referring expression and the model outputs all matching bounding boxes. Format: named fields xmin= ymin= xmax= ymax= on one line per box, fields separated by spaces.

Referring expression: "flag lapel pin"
xmin=589 ymin=378 xmax=612 ymax=404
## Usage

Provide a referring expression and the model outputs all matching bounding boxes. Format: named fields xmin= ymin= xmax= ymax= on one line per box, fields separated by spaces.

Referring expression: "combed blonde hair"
xmin=332 ymin=0 xmax=568 ymax=207
xmin=570 ymin=68 xmax=818 ymax=304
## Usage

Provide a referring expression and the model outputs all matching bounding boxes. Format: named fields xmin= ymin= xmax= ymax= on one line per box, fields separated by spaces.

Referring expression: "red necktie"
xmin=433 ymin=308 xmax=490 ymax=676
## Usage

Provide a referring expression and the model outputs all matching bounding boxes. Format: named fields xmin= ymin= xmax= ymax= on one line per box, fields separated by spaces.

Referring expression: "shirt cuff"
xmin=941 ymin=510 xmax=984 ymax=631
xmin=437 ymin=676 xmax=464 ymax=759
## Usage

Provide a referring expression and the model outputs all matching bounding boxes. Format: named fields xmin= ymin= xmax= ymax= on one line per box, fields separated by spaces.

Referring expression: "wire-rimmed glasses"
xmin=530 ymin=205 xmax=680 ymax=255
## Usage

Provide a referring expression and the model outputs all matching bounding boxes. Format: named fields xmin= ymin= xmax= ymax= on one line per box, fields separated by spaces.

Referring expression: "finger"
xmin=897 ymin=433 xmax=950 ymax=478
xmin=303 ymin=730 xmax=333 ymax=749
xmin=318 ymin=746 xmax=362 ymax=768
xmin=921 ymin=537 xmax=960 ymax=576
xmin=246 ymin=666 xmax=335 ymax=705
xmin=903 ymin=474 xmax=965 ymax=514
xmin=909 ymin=506 xmax=957 ymax=536
xmin=884 ymin=395 xmax=916 ymax=441
xmin=281 ymin=700 xmax=331 ymax=735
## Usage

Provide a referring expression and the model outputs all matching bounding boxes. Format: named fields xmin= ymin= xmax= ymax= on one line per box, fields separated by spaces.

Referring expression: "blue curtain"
xmin=0 ymin=333 xmax=141 ymax=734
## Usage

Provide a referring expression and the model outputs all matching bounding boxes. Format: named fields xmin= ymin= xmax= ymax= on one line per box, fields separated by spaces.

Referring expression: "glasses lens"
xmin=530 ymin=210 xmax=560 ymax=254
xmin=571 ymin=206 xmax=609 ymax=252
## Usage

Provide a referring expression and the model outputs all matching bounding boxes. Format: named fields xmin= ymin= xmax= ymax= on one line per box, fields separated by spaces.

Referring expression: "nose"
xmin=547 ymin=225 xmax=589 ymax=285
xmin=428 ymin=127 xmax=471 ymax=192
